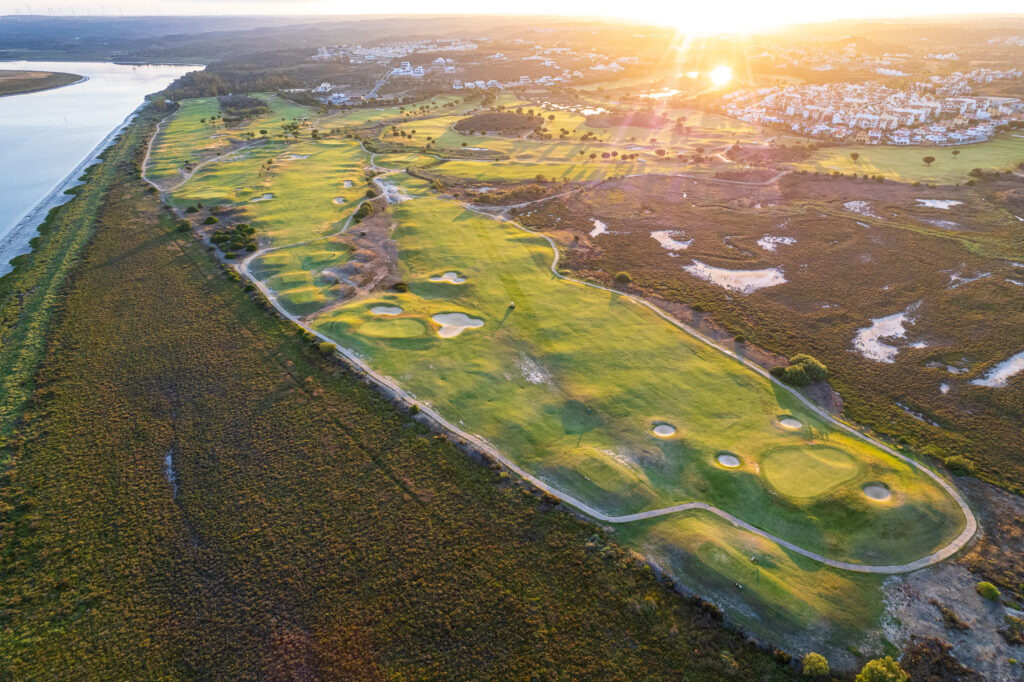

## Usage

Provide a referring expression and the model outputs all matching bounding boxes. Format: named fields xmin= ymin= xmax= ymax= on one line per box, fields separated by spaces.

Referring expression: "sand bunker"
xmin=429 ymin=271 xmax=467 ymax=284
xmin=683 ymin=260 xmax=786 ymax=294
xmin=432 ymin=312 xmax=484 ymax=338
xmin=250 ymin=193 xmax=274 ymax=202
xmin=971 ymin=350 xmax=1024 ymax=388
xmin=280 ymin=153 xmax=309 ymax=160
xmin=863 ymin=484 xmax=892 ymax=501
xmin=651 ymin=230 xmax=692 ymax=251
xmin=343 ymin=180 xmax=354 ymax=188
xmin=757 ymin=235 xmax=796 ymax=252
xmin=852 ymin=306 xmax=922 ymax=363
xmin=916 ymin=199 xmax=962 ymax=209
xmin=844 ymin=201 xmax=880 ymax=218
xmin=333 ymin=196 xmax=346 ymax=204
xmin=925 ymin=219 xmax=959 ymax=230
xmin=370 ymin=305 xmax=403 ymax=316
xmin=940 ymin=383 xmax=950 ymax=394
xmin=717 ymin=453 xmax=741 ymax=468
xmin=589 ymin=218 xmax=608 ymax=238
xmin=779 ymin=418 xmax=802 ymax=430
xmin=652 ymin=423 xmax=677 ymax=437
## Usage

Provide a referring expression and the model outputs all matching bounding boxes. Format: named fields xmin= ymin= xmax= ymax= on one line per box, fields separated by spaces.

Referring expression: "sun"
xmin=710 ymin=65 xmax=733 ymax=87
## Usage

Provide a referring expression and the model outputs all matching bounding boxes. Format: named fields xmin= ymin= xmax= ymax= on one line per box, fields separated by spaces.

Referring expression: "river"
xmin=0 ymin=60 xmax=195 ymax=275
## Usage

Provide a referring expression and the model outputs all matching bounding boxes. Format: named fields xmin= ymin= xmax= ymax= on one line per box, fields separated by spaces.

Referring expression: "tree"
xmin=952 ymin=149 xmax=960 ymax=158
xmin=802 ymin=652 xmax=830 ymax=677
xmin=976 ymin=581 xmax=1000 ymax=600
xmin=655 ymin=149 xmax=666 ymax=157
xmin=614 ymin=272 xmax=632 ymax=284
xmin=923 ymin=156 xmax=936 ymax=166
xmin=855 ymin=656 xmax=909 ymax=682
xmin=850 ymin=152 xmax=860 ymax=162
xmin=589 ymin=153 xmax=597 ymax=159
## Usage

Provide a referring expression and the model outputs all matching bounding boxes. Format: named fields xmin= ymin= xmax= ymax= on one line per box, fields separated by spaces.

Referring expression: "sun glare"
xmin=709 ymin=65 xmax=733 ymax=87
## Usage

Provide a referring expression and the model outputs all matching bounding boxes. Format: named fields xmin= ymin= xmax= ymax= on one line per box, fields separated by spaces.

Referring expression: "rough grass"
xmin=0 ymin=111 xmax=795 ymax=679
xmin=791 ymin=134 xmax=1024 ymax=184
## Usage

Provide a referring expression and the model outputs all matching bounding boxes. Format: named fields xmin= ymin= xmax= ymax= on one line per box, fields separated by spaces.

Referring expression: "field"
xmin=0 ymin=109 xmax=796 ymax=678
xmin=791 ymin=134 xmax=1024 ymax=184
xmin=0 ymin=69 xmax=81 ymax=96
xmin=145 ymin=94 xmax=980 ymax=659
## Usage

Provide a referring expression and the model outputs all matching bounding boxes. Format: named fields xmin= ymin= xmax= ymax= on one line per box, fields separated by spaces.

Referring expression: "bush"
xmin=366 ymin=188 xmax=378 ymax=198
xmin=943 ymin=455 xmax=975 ymax=476
xmin=408 ymin=404 xmax=420 ymax=416
xmin=855 ymin=656 xmax=909 ymax=682
xmin=802 ymin=652 xmax=830 ymax=677
xmin=185 ymin=205 xmax=199 ymax=213
xmin=392 ymin=281 xmax=409 ymax=292
xmin=780 ymin=364 xmax=810 ymax=386
xmin=223 ymin=252 xmax=237 ymax=260
xmin=177 ymin=220 xmax=191 ymax=232
xmin=613 ymin=271 xmax=632 ymax=284
xmin=203 ymin=216 xmax=219 ymax=225
xmin=789 ymin=354 xmax=828 ymax=382
xmin=976 ymin=581 xmax=1000 ymax=600
xmin=734 ymin=335 xmax=745 ymax=344
xmin=317 ymin=341 xmax=337 ymax=356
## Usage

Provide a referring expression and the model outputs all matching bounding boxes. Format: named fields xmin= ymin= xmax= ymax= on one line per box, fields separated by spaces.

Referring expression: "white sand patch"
xmin=757 ymin=235 xmax=796 ymax=252
xmin=971 ymin=350 xmax=1024 ymax=388
xmin=652 ymin=424 xmax=676 ymax=437
xmin=429 ymin=271 xmax=467 ymax=284
xmin=432 ymin=312 xmax=484 ymax=338
xmin=683 ymin=260 xmax=786 ymax=294
xmin=863 ymin=484 xmax=891 ymax=501
xmin=916 ymin=199 xmax=962 ymax=209
xmin=1011 ymin=262 xmax=1024 ymax=268
xmin=856 ymin=221 xmax=872 ymax=229
xmin=940 ymin=383 xmax=950 ymax=394
xmin=948 ymin=271 xmax=991 ymax=289
xmin=717 ymin=453 xmax=741 ymax=468
xmin=250 ymin=193 xmax=274 ymax=202
xmin=378 ymin=180 xmax=410 ymax=204
xmin=370 ymin=305 xmax=403 ymax=316
xmin=280 ymin=153 xmax=310 ymax=160
xmin=461 ymin=146 xmax=488 ymax=151
xmin=589 ymin=218 xmax=608 ymax=237
xmin=1007 ymin=278 xmax=1024 ymax=286
xmin=925 ymin=219 xmax=960 ymax=230
xmin=516 ymin=354 xmax=549 ymax=384
xmin=333 ymin=196 xmax=347 ymax=204
xmin=844 ymin=201 xmax=880 ymax=218
xmin=164 ymin=450 xmax=178 ymax=497
xmin=343 ymin=180 xmax=354 ymax=188
xmin=779 ymin=418 xmax=802 ymax=430
xmin=852 ymin=305 xmax=923 ymax=363
xmin=651 ymin=230 xmax=692 ymax=251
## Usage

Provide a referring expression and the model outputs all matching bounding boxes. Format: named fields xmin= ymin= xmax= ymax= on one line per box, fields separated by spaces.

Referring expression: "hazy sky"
xmin=2 ymin=0 xmax=1022 ymax=33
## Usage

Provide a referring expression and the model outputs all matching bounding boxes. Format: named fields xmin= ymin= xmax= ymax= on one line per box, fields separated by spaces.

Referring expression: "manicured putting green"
xmin=357 ymin=318 xmax=428 ymax=339
xmin=762 ymin=445 xmax=860 ymax=498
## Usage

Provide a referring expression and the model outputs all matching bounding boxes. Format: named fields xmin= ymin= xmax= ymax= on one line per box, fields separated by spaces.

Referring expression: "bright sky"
xmin=1 ymin=1 xmax=1022 ymax=34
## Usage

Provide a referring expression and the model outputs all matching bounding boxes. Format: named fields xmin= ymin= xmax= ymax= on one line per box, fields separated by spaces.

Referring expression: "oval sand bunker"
xmin=370 ymin=305 xmax=403 ymax=316
xmin=717 ymin=454 xmax=741 ymax=468
xmin=779 ymin=418 xmax=802 ymax=430
xmin=433 ymin=313 xmax=483 ymax=338
xmin=652 ymin=424 xmax=676 ymax=437
xmin=333 ymin=196 xmax=346 ymax=204
xmin=429 ymin=271 xmax=467 ymax=284
xmin=863 ymin=484 xmax=892 ymax=501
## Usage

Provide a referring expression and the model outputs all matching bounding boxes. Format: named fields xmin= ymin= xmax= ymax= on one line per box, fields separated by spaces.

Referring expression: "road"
xmin=143 ymin=109 xmax=978 ymax=575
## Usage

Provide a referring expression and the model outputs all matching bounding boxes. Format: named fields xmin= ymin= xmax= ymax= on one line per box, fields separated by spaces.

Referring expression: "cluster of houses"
xmin=722 ymin=71 xmax=1024 ymax=145
xmin=312 ymin=39 xmax=479 ymax=63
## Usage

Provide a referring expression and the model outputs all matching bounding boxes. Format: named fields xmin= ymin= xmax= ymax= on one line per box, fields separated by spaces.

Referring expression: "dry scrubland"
xmin=0 ymin=109 xmax=798 ymax=679
xmin=519 ymin=173 xmax=1024 ymax=491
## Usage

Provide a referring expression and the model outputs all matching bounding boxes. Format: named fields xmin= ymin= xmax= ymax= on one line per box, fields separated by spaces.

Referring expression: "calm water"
xmin=0 ymin=60 xmax=194 ymax=272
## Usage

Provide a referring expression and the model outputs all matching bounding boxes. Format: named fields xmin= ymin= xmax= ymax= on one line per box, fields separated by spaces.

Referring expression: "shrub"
xmin=855 ymin=656 xmax=909 ymax=682
xmin=392 ymin=281 xmax=409 ymax=292
xmin=943 ymin=455 xmax=975 ymax=476
xmin=366 ymin=188 xmax=378 ymax=198
xmin=177 ymin=220 xmax=191 ymax=232
xmin=245 ymin=244 xmax=257 ymax=252
xmin=781 ymin=364 xmax=810 ymax=386
xmin=613 ymin=271 xmax=632 ymax=284
xmin=185 ymin=205 xmax=199 ymax=213
xmin=691 ymin=304 xmax=704 ymax=313
xmin=976 ymin=581 xmax=1001 ymax=600
xmin=203 ymin=216 xmax=219 ymax=225
xmin=734 ymin=335 xmax=745 ymax=344
xmin=223 ymin=252 xmax=237 ymax=260
xmin=408 ymin=404 xmax=420 ymax=416
xmin=802 ymin=652 xmax=830 ymax=677
xmin=317 ymin=341 xmax=337 ymax=356
xmin=789 ymin=354 xmax=828 ymax=382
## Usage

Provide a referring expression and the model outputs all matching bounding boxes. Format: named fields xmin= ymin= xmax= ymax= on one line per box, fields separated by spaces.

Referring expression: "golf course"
xmin=145 ymin=93 xmax=976 ymax=646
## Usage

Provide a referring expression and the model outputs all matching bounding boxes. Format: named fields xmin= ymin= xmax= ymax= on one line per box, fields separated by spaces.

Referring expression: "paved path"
xmin=144 ymin=115 xmax=978 ymax=575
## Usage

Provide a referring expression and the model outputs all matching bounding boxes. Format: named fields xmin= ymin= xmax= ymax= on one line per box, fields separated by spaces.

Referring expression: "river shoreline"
xmin=0 ymin=73 xmax=89 ymax=99
xmin=0 ymin=104 xmax=142 ymax=277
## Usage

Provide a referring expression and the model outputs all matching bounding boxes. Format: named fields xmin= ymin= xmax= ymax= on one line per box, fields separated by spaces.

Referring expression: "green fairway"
xmin=791 ymin=133 xmax=1024 ymax=184
xmin=311 ymin=195 xmax=965 ymax=565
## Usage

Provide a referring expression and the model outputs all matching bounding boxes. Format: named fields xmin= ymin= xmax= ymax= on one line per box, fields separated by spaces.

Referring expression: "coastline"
xmin=0 ymin=102 xmax=142 ymax=277
xmin=0 ymin=73 xmax=89 ymax=99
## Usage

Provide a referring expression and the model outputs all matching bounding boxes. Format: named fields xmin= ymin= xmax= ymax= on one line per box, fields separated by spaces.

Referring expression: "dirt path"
xmin=145 ymin=123 xmax=977 ymax=575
